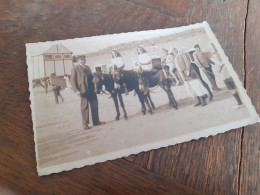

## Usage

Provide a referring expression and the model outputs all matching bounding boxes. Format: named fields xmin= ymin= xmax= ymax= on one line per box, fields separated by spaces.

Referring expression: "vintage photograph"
xmin=26 ymin=22 xmax=259 ymax=176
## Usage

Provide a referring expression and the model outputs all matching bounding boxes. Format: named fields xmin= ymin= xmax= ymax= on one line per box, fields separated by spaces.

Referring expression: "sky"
xmin=26 ymin=22 xmax=205 ymax=57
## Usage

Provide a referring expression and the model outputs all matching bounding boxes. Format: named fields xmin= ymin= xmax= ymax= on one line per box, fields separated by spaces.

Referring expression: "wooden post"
xmin=37 ymin=55 xmax=40 ymax=78
xmin=43 ymin=54 xmax=46 ymax=77
xmin=211 ymin=42 xmax=222 ymax=62
xmin=32 ymin=56 xmax=35 ymax=79
xmin=53 ymin=55 xmax=56 ymax=75
xmin=62 ymin=53 xmax=65 ymax=75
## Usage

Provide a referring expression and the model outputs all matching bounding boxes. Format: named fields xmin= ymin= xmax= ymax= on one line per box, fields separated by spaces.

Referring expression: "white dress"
xmin=175 ymin=53 xmax=207 ymax=98
xmin=110 ymin=56 xmax=125 ymax=72
xmin=137 ymin=53 xmax=152 ymax=70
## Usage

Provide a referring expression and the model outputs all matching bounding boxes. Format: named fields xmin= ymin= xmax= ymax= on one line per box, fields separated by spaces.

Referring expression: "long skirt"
xmin=184 ymin=79 xmax=207 ymax=98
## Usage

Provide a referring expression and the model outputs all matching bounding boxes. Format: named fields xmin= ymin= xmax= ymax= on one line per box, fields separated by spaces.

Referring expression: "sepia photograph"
xmin=26 ymin=21 xmax=259 ymax=176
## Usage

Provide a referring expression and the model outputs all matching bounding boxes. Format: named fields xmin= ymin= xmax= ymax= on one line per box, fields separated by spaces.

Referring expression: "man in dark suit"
xmin=193 ymin=44 xmax=221 ymax=91
xmin=70 ymin=55 xmax=104 ymax=130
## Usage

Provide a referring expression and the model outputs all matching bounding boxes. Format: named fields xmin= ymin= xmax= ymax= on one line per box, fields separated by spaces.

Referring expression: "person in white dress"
xmin=172 ymin=48 xmax=208 ymax=106
xmin=135 ymin=46 xmax=153 ymax=71
xmin=110 ymin=49 xmax=128 ymax=95
xmin=110 ymin=49 xmax=125 ymax=72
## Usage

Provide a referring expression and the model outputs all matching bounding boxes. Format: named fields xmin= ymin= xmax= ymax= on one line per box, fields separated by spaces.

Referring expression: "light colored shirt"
xmin=166 ymin=55 xmax=174 ymax=66
xmin=193 ymin=51 xmax=213 ymax=68
xmin=111 ymin=57 xmax=125 ymax=68
xmin=137 ymin=53 xmax=152 ymax=70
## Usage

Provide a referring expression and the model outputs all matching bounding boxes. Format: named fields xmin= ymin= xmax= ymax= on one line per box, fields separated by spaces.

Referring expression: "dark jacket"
xmin=70 ymin=65 xmax=94 ymax=96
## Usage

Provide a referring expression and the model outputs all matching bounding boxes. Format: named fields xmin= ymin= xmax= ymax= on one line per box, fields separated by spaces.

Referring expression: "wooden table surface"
xmin=0 ymin=0 xmax=259 ymax=194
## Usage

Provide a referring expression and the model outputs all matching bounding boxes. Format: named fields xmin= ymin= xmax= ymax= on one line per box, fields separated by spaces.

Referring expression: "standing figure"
xmin=162 ymin=48 xmax=180 ymax=85
xmin=43 ymin=77 xmax=49 ymax=94
xmin=70 ymin=55 xmax=105 ymax=130
xmin=173 ymin=48 xmax=208 ymax=106
xmin=193 ymin=44 xmax=221 ymax=91
xmin=50 ymin=73 xmax=64 ymax=104
xmin=53 ymin=86 xmax=64 ymax=104
xmin=187 ymin=50 xmax=213 ymax=100
xmin=110 ymin=49 xmax=128 ymax=95
xmin=219 ymin=64 xmax=243 ymax=108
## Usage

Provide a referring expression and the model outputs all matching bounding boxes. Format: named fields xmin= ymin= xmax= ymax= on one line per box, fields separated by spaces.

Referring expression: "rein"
xmin=100 ymin=89 xmax=110 ymax=96
xmin=148 ymin=85 xmax=163 ymax=93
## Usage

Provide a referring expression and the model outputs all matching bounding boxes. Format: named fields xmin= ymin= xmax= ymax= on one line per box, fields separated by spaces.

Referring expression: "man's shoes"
xmin=194 ymin=102 xmax=201 ymax=107
xmin=201 ymin=101 xmax=207 ymax=106
xmin=194 ymin=96 xmax=201 ymax=107
xmin=83 ymin=125 xmax=91 ymax=130
xmin=209 ymin=94 xmax=213 ymax=101
xmin=94 ymin=121 xmax=106 ymax=126
xmin=233 ymin=104 xmax=244 ymax=109
xmin=201 ymin=95 xmax=207 ymax=106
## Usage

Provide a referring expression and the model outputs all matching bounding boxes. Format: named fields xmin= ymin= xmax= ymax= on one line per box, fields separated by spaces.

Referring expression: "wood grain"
xmin=240 ymin=0 xmax=260 ymax=194
xmin=0 ymin=0 xmax=259 ymax=194
xmin=0 ymin=158 xmax=203 ymax=195
xmin=125 ymin=1 xmax=254 ymax=194
xmin=126 ymin=0 xmax=191 ymax=18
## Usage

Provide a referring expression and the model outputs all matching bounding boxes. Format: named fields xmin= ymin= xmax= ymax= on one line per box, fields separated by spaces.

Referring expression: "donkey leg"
xmin=161 ymin=86 xmax=174 ymax=106
xmin=118 ymin=93 xmax=128 ymax=119
xmin=135 ymin=89 xmax=146 ymax=115
xmin=167 ymin=87 xmax=178 ymax=109
xmin=143 ymin=94 xmax=153 ymax=114
xmin=112 ymin=94 xmax=120 ymax=120
xmin=147 ymin=93 xmax=155 ymax=110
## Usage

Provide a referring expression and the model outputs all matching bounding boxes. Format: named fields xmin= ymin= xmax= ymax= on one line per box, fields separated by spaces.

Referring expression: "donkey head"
xmin=93 ymin=72 xmax=104 ymax=94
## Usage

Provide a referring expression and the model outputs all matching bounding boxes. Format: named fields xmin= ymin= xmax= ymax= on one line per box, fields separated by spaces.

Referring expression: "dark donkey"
xmin=93 ymin=72 xmax=128 ymax=120
xmin=139 ymin=69 xmax=178 ymax=109
xmin=113 ymin=70 xmax=155 ymax=114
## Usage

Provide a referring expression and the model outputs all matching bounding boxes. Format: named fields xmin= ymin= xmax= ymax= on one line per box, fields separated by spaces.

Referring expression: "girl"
xmin=110 ymin=49 xmax=128 ymax=95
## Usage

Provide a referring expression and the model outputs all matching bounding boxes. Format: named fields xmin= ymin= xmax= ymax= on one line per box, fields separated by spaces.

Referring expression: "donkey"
xmin=136 ymin=69 xmax=178 ymax=109
xmin=93 ymin=72 xmax=128 ymax=120
xmin=113 ymin=70 xmax=155 ymax=114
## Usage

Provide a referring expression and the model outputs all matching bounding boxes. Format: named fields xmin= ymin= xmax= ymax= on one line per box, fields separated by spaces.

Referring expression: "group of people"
xmin=65 ymin=43 xmax=243 ymax=130
xmin=160 ymin=44 xmax=221 ymax=106
xmin=109 ymin=44 xmax=221 ymax=107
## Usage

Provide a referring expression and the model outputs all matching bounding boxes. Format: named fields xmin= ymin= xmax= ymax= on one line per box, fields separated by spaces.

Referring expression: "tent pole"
xmin=38 ymin=55 xmax=40 ymax=78
xmin=43 ymin=55 xmax=46 ymax=77
xmin=32 ymin=56 xmax=35 ymax=79
xmin=62 ymin=53 xmax=65 ymax=75
xmin=54 ymin=57 xmax=56 ymax=75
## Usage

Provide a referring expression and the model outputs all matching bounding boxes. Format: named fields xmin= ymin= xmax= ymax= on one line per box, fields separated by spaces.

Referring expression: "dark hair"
xmin=112 ymin=50 xmax=122 ymax=58
xmin=72 ymin=56 xmax=77 ymax=63
xmin=194 ymin=44 xmax=200 ymax=49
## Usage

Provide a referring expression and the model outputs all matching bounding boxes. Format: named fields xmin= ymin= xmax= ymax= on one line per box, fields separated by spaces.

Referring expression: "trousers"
xmin=80 ymin=92 xmax=100 ymax=127
xmin=203 ymin=66 xmax=219 ymax=90
xmin=191 ymin=63 xmax=213 ymax=98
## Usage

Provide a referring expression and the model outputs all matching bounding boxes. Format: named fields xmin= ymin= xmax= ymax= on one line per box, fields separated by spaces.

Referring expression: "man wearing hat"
xmin=70 ymin=55 xmax=105 ymax=130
